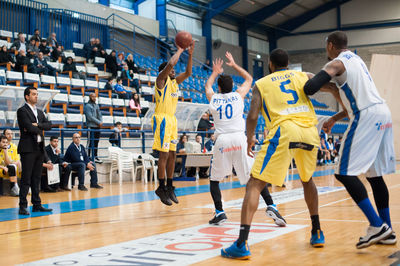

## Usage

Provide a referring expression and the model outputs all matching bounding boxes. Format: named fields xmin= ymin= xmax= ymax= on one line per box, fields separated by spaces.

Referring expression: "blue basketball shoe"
xmin=221 ymin=240 xmax=251 ymax=260
xmin=310 ymin=230 xmax=325 ymax=247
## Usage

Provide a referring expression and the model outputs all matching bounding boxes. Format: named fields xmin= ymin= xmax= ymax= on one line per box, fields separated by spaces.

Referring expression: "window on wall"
xmin=166 ymin=11 xmax=202 ymax=36
xmin=212 ymin=25 xmax=239 ymax=46
xmin=248 ymin=36 xmax=269 ymax=54
xmin=110 ymin=0 xmax=135 ymax=14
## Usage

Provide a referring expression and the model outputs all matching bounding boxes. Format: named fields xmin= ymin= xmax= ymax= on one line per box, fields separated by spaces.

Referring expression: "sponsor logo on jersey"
xmin=219 ymin=145 xmax=242 ymax=154
xmin=376 ymin=122 xmax=392 ymax=131
xmin=163 ymin=142 xmax=170 ymax=149
xmin=170 ymin=92 xmax=179 ymax=98
xmin=171 ymin=139 xmax=178 ymax=144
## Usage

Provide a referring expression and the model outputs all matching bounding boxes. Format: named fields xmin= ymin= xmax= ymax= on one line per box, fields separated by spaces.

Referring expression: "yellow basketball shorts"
xmin=251 ymin=120 xmax=319 ymax=186
xmin=152 ymin=114 xmax=178 ymax=152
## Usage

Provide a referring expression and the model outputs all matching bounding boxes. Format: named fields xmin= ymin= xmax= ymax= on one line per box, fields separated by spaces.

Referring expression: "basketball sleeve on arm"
xmin=303 ymin=70 xmax=332 ymax=96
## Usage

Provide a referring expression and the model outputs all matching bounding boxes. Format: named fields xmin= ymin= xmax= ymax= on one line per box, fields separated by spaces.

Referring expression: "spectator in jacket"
xmin=39 ymin=39 xmax=51 ymax=57
xmin=84 ymin=93 xmax=102 ymax=163
xmin=47 ymin=32 xmax=59 ymax=49
xmin=0 ymin=45 xmax=15 ymax=69
xmin=95 ymin=38 xmax=106 ymax=58
xmin=63 ymin=133 xmax=103 ymax=191
xmin=83 ymin=38 xmax=98 ymax=60
xmin=121 ymin=64 xmax=139 ymax=89
xmin=63 ymin=56 xmax=86 ymax=79
xmin=103 ymin=77 xmax=114 ymax=92
xmin=44 ymin=136 xmax=72 ymax=191
xmin=34 ymin=52 xmax=56 ymax=76
xmin=15 ymin=50 xmax=35 ymax=73
xmin=125 ymin=54 xmax=139 ymax=74
xmin=175 ymin=134 xmax=188 ymax=177
xmin=109 ymin=122 xmax=128 ymax=148
xmin=32 ymin=29 xmax=41 ymax=43
xmin=205 ymin=133 xmax=215 ymax=152
xmin=10 ymin=32 xmax=26 ymax=52
xmin=105 ymin=50 xmax=118 ymax=77
xmin=26 ymin=38 xmax=39 ymax=58
xmin=114 ymin=78 xmax=133 ymax=99
xmin=116 ymin=53 xmax=124 ymax=70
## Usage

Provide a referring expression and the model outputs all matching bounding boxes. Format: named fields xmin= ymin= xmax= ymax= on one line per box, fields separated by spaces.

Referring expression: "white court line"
xmin=285 ymin=183 xmax=400 ymax=218
xmin=286 ymin=217 xmax=400 ymax=224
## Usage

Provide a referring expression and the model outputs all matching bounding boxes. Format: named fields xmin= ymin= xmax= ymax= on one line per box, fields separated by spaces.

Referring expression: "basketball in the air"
xmin=175 ymin=31 xmax=192 ymax=49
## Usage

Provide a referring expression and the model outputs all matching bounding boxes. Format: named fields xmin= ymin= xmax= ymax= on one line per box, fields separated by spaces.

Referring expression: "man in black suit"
xmin=17 ymin=86 xmax=53 ymax=215
xmin=63 ymin=133 xmax=103 ymax=191
xmin=44 ymin=136 xmax=72 ymax=191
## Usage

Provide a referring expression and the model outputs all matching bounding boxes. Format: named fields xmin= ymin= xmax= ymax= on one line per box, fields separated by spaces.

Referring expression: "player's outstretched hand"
xmin=322 ymin=117 xmax=336 ymax=134
xmin=187 ymin=40 xmax=195 ymax=55
xmin=225 ymin=51 xmax=235 ymax=67
xmin=247 ymin=136 xmax=256 ymax=158
xmin=213 ymin=58 xmax=224 ymax=74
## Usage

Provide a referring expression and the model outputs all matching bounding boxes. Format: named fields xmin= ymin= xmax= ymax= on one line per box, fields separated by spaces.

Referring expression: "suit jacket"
xmin=45 ymin=145 xmax=64 ymax=164
xmin=63 ymin=143 xmax=90 ymax=165
xmin=17 ymin=103 xmax=52 ymax=154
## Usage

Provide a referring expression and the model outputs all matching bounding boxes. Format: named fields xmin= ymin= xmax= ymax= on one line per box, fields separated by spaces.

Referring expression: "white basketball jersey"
xmin=330 ymin=50 xmax=384 ymax=117
xmin=209 ymin=92 xmax=245 ymax=136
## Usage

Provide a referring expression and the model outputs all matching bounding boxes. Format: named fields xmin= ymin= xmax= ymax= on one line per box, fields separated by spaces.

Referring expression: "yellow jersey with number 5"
xmin=255 ymin=69 xmax=317 ymax=130
xmin=154 ymin=76 xmax=179 ymax=116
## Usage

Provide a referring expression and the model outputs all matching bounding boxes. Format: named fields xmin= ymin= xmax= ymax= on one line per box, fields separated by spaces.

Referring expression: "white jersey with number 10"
xmin=209 ymin=92 xmax=245 ymax=136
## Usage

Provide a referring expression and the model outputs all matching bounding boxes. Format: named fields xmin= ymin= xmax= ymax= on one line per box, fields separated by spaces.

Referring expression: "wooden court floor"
xmin=0 ymin=165 xmax=399 ymax=265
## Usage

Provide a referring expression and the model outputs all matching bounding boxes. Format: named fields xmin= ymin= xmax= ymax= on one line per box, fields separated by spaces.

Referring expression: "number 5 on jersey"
xmin=280 ymin=80 xmax=299 ymax=105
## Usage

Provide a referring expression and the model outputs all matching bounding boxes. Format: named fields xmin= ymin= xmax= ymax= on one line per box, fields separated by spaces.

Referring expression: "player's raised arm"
xmin=246 ymin=85 xmax=262 ymax=158
xmin=225 ymin=52 xmax=253 ymax=99
xmin=205 ymin=58 xmax=223 ymax=102
xmin=303 ymin=60 xmax=345 ymax=96
xmin=176 ymin=41 xmax=195 ymax=84
xmin=156 ymin=47 xmax=184 ymax=89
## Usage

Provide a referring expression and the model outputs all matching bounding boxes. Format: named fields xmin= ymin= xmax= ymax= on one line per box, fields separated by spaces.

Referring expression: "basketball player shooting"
xmin=153 ymin=40 xmax=195 ymax=206
xmin=205 ymin=52 xmax=286 ymax=227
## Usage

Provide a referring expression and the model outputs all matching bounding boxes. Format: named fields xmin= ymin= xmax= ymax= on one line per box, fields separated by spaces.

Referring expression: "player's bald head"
xmin=327 ymin=31 xmax=348 ymax=49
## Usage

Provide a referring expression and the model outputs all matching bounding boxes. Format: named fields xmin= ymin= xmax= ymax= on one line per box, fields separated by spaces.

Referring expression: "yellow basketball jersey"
xmin=255 ymin=70 xmax=317 ymax=130
xmin=154 ymin=76 xmax=179 ymax=116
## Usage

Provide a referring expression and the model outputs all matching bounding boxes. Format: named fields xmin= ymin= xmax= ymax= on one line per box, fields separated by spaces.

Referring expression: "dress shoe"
xmin=19 ymin=207 xmax=30 ymax=215
xmin=56 ymin=187 xmax=63 ymax=192
xmin=78 ymin=185 xmax=88 ymax=191
xmin=32 ymin=205 xmax=53 ymax=212
xmin=90 ymin=184 xmax=103 ymax=189
xmin=60 ymin=187 xmax=71 ymax=191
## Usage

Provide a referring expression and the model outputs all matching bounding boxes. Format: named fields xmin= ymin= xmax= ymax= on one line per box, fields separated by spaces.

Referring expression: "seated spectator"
xmin=34 ymin=52 xmax=56 ymax=76
xmin=318 ymin=135 xmax=331 ymax=165
xmin=205 ymin=133 xmax=215 ymax=152
xmin=44 ymin=136 xmax=72 ymax=191
xmin=0 ymin=134 xmax=20 ymax=196
xmin=197 ymin=112 xmax=214 ymax=138
xmin=114 ymin=77 xmax=133 ymax=99
xmin=109 ymin=122 xmax=128 ymax=148
xmin=116 ymin=52 xmax=125 ymax=70
xmin=105 ymin=50 xmax=118 ymax=77
xmin=125 ymin=54 xmax=139 ymax=74
xmin=83 ymin=38 xmax=98 ymax=60
xmin=47 ymin=32 xmax=59 ymax=48
xmin=32 ymin=29 xmax=41 ymax=43
xmin=175 ymin=134 xmax=188 ymax=177
xmin=39 ymin=39 xmax=51 ymax=58
xmin=129 ymin=92 xmax=141 ymax=114
xmin=103 ymin=77 xmax=114 ymax=91
xmin=10 ymin=32 xmax=26 ymax=52
xmin=26 ymin=38 xmax=39 ymax=58
xmin=187 ymin=134 xmax=209 ymax=178
xmin=95 ymin=38 xmax=106 ymax=58
xmin=63 ymin=133 xmax=103 ymax=191
xmin=327 ymin=137 xmax=335 ymax=162
xmin=47 ymin=33 xmax=62 ymax=62
xmin=63 ymin=56 xmax=86 ymax=79
xmin=0 ymin=45 xmax=15 ymax=69
xmin=15 ymin=50 xmax=35 ymax=73
xmin=334 ymin=136 xmax=342 ymax=156
xmin=121 ymin=64 xmax=139 ymax=89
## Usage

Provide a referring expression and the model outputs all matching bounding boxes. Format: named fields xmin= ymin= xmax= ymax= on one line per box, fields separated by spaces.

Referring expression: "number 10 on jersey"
xmin=217 ymin=104 xmax=233 ymax=119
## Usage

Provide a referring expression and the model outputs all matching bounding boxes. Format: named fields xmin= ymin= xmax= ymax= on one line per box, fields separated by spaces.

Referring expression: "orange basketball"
xmin=175 ymin=31 xmax=192 ymax=49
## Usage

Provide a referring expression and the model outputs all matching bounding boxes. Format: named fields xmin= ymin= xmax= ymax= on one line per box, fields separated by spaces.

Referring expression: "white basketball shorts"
xmin=210 ymin=132 xmax=254 ymax=185
xmin=336 ymin=103 xmax=396 ymax=177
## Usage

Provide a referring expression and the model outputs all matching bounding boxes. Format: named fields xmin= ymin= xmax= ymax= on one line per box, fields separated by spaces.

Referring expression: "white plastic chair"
xmin=139 ymin=154 xmax=158 ymax=183
xmin=132 ymin=153 xmax=146 ymax=183
xmin=108 ymin=147 xmax=135 ymax=184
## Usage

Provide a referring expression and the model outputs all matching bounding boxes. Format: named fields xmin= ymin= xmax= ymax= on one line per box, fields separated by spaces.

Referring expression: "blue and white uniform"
xmin=208 ymin=92 xmax=253 ymax=184
xmin=328 ymin=50 xmax=396 ymax=177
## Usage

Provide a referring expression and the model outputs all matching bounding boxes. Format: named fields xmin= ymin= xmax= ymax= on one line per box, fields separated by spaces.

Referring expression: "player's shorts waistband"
xmin=153 ymin=113 xmax=176 ymax=118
